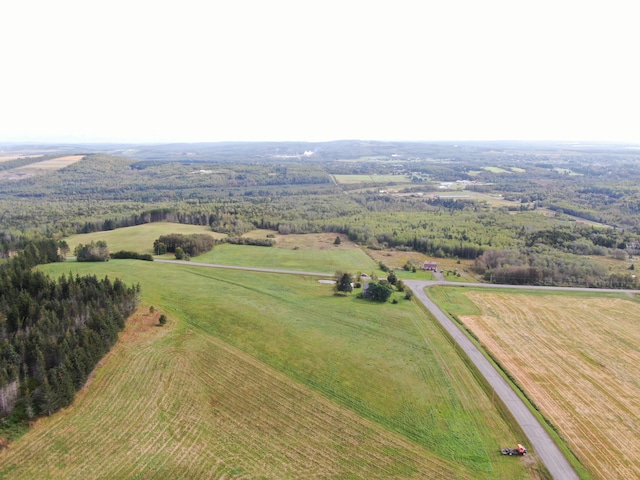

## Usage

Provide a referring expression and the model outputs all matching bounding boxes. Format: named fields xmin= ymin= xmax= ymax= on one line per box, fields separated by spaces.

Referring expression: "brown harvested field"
xmin=18 ymin=154 xmax=85 ymax=170
xmin=243 ymin=229 xmax=361 ymax=250
xmin=458 ymin=291 xmax=640 ymax=480
xmin=365 ymin=248 xmax=431 ymax=269
xmin=0 ymin=155 xmax=85 ymax=181
xmin=366 ymin=248 xmax=477 ymax=278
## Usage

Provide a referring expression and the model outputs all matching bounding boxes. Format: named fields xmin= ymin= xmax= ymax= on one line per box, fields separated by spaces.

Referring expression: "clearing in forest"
xmin=17 ymin=155 xmax=85 ymax=170
xmin=64 ymin=222 xmax=227 ymax=255
xmin=0 ymin=155 xmax=85 ymax=180
xmin=333 ymin=174 xmax=412 ymax=184
xmin=457 ymin=290 xmax=640 ymax=480
xmin=65 ymin=226 xmax=377 ymax=274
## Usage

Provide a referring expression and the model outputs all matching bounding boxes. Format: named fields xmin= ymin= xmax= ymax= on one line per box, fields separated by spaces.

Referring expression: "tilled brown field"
xmin=459 ymin=292 xmax=640 ymax=480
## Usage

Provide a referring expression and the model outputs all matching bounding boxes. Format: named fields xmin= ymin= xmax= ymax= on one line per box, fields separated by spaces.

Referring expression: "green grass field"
xmin=482 ymin=166 xmax=511 ymax=174
xmin=0 ymin=260 xmax=542 ymax=478
xmin=195 ymin=243 xmax=378 ymax=274
xmin=64 ymin=225 xmax=379 ymax=275
xmin=333 ymin=174 xmax=412 ymax=184
xmin=64 ymin=222 xmax=226 ymax=255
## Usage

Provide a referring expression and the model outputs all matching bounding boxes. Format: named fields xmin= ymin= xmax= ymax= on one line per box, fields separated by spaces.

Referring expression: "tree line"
xmin=153 ymin=233 xmax=216 ymax=257
xmin=0 ymin=239 xmax=140 ymax=425
xmin=472 ymin=248 xmax=638 ymax=288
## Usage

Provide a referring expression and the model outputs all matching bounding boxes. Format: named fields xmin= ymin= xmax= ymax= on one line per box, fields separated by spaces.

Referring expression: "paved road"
xmin=404 ymin=280 xmax=580 ymax=480
xmin=156 ymin=258 xmax=631 ymax=478
xmin=408 ymin=279 xmax=639 ymax=295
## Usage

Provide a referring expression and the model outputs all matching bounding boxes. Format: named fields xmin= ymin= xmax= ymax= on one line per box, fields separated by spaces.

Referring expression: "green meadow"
xmin=64 ymin=222 xmax=225 ymax=255
xmin=2 ymin=258 xmax=544 ymax=478
xmin=195 ymin=243 xmax=378 ymax=274
xmin=64 ymin=224 xmax=379 ymax=274
xmin=333 ymin=174 xmax=413 ymax=184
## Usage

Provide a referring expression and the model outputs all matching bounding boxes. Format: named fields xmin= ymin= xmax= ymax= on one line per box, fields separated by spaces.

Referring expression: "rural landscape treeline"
xmin=0 ymin=140 xmax=638 ymax=478
xmin=2 ymin=141 xmax=638 ymax=288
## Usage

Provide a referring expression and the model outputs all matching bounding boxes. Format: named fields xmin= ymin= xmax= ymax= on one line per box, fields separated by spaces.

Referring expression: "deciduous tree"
xmin=363 ymin=281 xmax=393 ymax=302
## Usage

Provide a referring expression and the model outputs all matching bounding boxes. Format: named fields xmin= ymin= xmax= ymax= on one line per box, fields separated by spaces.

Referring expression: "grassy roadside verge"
xmin=421 ymin=286 xmax=594 ymax=480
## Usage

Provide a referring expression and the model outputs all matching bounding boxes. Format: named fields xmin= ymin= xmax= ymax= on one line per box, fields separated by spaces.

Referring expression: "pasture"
xmin=453 ymin=289 xmax=640 ymax=480
xmin=333 ymin=174 xmax=413 ymax=184
xmin=196 ymin=240 xmax=377 ymax=275
xmin=482 ymin=166 xmax=511 ymax=174
xmin=64 ymin=222 xmax=227 ymax=255
xmin=66 ymin=225 xmax=379 ymax=274
xmin=0 ymin=261 xmax=542 ymax=479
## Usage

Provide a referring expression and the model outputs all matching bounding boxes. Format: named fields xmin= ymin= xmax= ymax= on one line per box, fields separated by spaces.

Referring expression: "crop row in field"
xmin=456 ymin=290 xmax=640 ymax=480
xmin=1 ymin=260 xmax=542 ymax=479
xmin=0 ymin=308 xmax=473 ymax=478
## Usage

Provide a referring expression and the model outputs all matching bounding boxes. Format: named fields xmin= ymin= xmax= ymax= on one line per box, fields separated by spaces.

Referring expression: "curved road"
xmin=157 ymin=259 xmax=624 ymax=478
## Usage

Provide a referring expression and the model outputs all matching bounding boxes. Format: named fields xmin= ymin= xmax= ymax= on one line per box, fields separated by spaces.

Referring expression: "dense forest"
xmin=0 ymin=239 xmax=139 ymax=425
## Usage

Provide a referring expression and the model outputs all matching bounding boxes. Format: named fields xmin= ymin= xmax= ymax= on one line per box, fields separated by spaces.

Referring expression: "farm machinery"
xmin=501 ymin=444 xmax=527 ymax=456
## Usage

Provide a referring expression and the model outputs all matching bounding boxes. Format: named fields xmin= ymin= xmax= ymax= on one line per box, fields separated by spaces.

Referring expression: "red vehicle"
xmin=501 ymin=444 xmax=527 ymax=456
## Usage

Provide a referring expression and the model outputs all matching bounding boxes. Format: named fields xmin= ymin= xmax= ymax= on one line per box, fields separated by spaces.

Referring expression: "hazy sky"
xmin=2 ymin=1 xmax=639 ymax=143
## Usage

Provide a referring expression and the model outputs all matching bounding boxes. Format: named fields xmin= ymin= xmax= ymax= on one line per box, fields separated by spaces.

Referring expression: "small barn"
xmin=423 ymin=261 xmax=438 ymax=271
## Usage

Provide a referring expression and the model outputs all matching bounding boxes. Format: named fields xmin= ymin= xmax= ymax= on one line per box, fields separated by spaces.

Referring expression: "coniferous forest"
xmin=0 ymin=239 xmax=139 ymax=422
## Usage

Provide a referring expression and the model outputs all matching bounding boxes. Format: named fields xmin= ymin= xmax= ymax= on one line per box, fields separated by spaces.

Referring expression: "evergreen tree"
xmin=386 ymin=271 xmax=397 ymax=285
xmin=333 ymin=271 xmax=353 ymax=295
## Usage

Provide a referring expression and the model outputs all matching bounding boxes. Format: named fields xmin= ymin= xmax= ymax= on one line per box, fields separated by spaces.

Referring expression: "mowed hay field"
xmin=66 ymin=225 xmax=379 ymax=274
xmin=17 ymin=155 xmax=85 ymax=170
xmin=455 ymin=290 xmax=640 ymax=480
xmin=196 ymin=236 xmax=378 ymax=274
xmin=0 ymin=155 xmax=85 ymax=180
xmin=0 ymin=261 xmax=542 ymax=479
xmin=64 ymin=222 xmax=227 ymax=256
